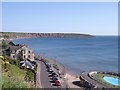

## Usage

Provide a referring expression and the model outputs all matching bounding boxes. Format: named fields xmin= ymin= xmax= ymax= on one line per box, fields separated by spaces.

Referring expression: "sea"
xmin=12 ymin=36 xmax=118 ymax=74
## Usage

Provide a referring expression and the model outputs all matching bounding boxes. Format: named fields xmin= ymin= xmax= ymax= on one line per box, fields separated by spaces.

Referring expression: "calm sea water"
xmin=13 ymin=36 xmax=118 ymax=74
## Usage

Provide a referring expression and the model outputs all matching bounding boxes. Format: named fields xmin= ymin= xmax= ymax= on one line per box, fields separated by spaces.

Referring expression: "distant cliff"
xmin=0 ymin=32 xmax=95 ymax=39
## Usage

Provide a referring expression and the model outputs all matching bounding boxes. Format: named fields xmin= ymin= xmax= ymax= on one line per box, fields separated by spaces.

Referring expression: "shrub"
xmin=53 ymin=63 xmax=59 ymax=70
xmin=2 ymin=63 xmax=10 ymax=72
xmin=24 ymin=69 xmax=34 ymax=82
xmin=2 ymin=40 xmax=9 ymax=49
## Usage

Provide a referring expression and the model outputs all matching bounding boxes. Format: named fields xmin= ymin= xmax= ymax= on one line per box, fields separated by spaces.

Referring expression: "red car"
xmin=55 ymin=80 xmax=61 ymax=86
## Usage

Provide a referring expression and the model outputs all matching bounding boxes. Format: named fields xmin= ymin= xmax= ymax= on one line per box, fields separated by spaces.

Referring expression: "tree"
xmin=2 ymin=40 xmax=9 ymax=49
xmin=24 ymin=69 xmax=34 ymax=82
xmin=3 ymin=35 xmax=10 ymax=39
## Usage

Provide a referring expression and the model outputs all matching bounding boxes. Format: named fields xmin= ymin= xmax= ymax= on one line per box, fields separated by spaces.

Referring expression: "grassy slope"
xmin=0 ymin=60 xmax=35 ymax=88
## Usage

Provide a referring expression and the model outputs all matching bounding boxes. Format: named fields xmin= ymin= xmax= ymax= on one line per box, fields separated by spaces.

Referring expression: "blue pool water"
xmin=103 ymin=76 xmax=120 ymax=86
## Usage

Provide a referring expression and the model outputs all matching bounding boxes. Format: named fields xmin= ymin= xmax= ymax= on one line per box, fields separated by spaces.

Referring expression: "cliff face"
xmin=0 ymin=32 xmax=95 ymax=39
xmin=61 ymin=33 xmax=94 ymax=38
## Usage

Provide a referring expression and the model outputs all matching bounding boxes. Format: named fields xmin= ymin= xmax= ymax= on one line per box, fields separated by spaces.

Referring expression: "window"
xmin=22 ymin=50 xmax=26 ymax=54
xmin=24 ymin=55 xmax=26 ymax=58
xmin=13 ymin=55 xmax=15 ymax=58
xmin=11 ymin=50 xmax=15 ymax=53
xmin=19 ymin=51 xmax=21 ymax=53
xmin=28 ymin=51 xmax=30 ymax=53
xmin=28 ymin=55 xmax=30 ymax=58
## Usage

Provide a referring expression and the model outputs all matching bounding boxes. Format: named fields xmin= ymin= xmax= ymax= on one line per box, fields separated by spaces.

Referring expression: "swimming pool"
xmin=103 ymin=76 xmax=120 ymax=86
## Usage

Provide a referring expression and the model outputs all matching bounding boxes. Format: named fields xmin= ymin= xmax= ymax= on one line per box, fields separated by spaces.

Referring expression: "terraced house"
xmin=5 ymin=43 xmax=34 ymax=61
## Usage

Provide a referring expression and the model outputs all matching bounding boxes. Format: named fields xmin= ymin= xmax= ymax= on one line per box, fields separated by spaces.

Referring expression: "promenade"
xmin=80 ymin=72 xmax=108 ymax=88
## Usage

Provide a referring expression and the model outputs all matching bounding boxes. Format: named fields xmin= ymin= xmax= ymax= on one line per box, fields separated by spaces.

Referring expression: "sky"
xmin=2 ymin=2 xmax=118 ymax=35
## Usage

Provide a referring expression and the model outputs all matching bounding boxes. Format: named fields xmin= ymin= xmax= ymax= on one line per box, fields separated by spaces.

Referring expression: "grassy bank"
xmin=0 ymin=56 xmax=36 ymax=88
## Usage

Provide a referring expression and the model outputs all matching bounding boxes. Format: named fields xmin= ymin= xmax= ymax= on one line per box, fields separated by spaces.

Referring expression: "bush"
xmin=2 ymin=63 xmax=10 ymax=72
xmin=24 ymin=69 xmax=34 ymax=82
xmin=9 ymin=59 xmax=19 ymax=66
xmin=2 ymin=40 xmax=9 ymax=49
xmin=53 ymin=63 xmax=59 ymax=70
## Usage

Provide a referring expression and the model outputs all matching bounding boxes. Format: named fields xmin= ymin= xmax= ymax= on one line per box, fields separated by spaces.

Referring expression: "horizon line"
xmin=1 ymin=31 xmax=118 ymax=36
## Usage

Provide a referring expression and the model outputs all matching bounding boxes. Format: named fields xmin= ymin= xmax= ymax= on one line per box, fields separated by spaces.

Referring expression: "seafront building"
xmin=5 ymin=42 xmax=34 ymax=61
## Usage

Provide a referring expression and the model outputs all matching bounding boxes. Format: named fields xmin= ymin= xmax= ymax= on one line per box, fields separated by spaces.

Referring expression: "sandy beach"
xmin=60 ymin=66 xmax=83 ymax=89
xmin=64 ymin=73 xmax=81 ymax=88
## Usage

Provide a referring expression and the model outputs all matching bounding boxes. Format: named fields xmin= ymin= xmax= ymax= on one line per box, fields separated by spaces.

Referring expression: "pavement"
xmin=35 ymin=60 xmax=52 ymax=88
xmin=36 ymin=60 xmax=42 ymax=88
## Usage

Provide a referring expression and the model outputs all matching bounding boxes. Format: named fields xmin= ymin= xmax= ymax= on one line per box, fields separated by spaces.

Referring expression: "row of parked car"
xmin=45 ymin=62 xmax=61 ymax=87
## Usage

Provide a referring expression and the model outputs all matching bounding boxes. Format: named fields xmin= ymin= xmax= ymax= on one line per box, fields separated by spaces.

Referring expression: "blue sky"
xmin=2 ymin=2 xmax=118 ymax=35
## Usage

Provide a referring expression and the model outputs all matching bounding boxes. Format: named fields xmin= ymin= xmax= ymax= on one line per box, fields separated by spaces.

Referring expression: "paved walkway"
xmin=80 ymin=72 xmax=108 ymax=88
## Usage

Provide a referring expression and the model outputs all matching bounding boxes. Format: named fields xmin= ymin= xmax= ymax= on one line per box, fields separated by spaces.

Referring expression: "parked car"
xmin=55 ymin=80 xmax=61 ymax=86
xmin=48 ymin=68 xmax=53 ymax=73
xmin=46 ymin=63 xmax=52 ymax=68
xmin=53 ymin=76 xmax=58 ymax=82
xmin=53 ymin=74 xmax=58 ymax=78
xmin=52 ymin=72 xmax=56 ymax=76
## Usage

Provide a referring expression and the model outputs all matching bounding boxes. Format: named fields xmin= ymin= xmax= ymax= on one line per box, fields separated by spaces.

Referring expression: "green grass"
xmin=2 ymin=63 xmax=27 ymax=88
xmin=92 ymin=74 xmax=120 ymax=88
xmin=9 ymin=64 xmax=26 ymax=79
xmin=2 ymin=76 xmax=26 ymax=88
xmin=0 ymin=61 xmax=26 ymax=88
xmin=0 ymin=60 xmax=35 ymax=88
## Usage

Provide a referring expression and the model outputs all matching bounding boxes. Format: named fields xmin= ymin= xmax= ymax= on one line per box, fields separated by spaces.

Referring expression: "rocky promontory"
xmin=0 ymin=32 xmax=95 ymax=39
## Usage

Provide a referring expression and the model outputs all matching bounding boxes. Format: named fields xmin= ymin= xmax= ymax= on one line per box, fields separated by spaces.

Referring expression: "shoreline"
xmin=10 ymin=37 xmax=81 ymax=79
xmin=2 ymin=36 xmax=118 ymax=89
xmin=36 ymin=54 xmax=81 ymax=88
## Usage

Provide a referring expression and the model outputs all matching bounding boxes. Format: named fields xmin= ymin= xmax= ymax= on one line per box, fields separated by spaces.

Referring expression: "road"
xmin=80 ymin=72 xmax=108 ymax=88
xmin=36 ymin=60 xmax=52 ymax=88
